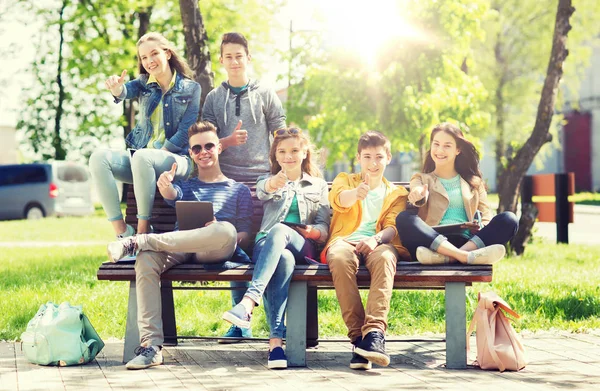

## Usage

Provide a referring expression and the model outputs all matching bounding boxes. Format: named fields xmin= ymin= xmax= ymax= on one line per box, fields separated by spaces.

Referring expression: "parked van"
xmin=0 ymin=162 xmax=94 ymax=220
xmin=0 ymin=163 xmax=56 ymax=220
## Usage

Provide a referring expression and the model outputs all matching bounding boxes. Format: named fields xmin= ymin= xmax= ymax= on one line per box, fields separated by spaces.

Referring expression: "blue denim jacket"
xmin=255 ymin=173 xmax=331 ymax=244
xmin=115 ymin=73 xmax=201 ymax=154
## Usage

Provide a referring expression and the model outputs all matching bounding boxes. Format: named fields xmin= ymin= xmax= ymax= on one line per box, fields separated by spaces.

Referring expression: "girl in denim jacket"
xmin=222 ymin=127 xmax=330 ymax=369
xmin=90 ymin=32 xmax=201 ymax=237
xmin=395 ymin=123 xmax=518 ymax=265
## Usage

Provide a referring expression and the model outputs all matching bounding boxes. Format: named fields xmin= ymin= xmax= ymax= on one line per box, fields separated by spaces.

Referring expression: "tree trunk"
xmin=493 ymin=32 xmax=507 ymax=186
xmin=179 ymin=0 xmax=214 ymax=111
xmin=497 ymin=0 xmax=575 ymax=251
xmin=510 ymin=203 xmax=538 ymax=255
xmin=53 ymin=0 xmax=67 ymax=160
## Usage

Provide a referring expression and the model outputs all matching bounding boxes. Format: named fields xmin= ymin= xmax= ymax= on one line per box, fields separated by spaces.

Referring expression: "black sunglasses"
xmin=190 ymin=143 xmax=216 ymax=155
xmin=274 ymin=128 xmax=302 ymax=138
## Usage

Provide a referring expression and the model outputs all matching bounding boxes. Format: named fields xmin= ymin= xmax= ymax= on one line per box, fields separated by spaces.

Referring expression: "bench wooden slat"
xmin=98 ymin=262 xmax=492 ymax=284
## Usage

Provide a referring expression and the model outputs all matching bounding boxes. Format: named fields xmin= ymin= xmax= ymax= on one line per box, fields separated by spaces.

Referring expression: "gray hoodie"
xmin=202 ymin=79 xmax=286 ymax=182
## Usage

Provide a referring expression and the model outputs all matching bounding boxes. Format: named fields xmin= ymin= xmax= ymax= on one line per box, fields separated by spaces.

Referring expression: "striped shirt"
xmin=165 ymin=177 xmax=253 ymax=234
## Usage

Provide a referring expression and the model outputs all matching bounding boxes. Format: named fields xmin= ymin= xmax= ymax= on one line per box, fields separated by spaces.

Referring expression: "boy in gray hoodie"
xmin=202 ymin=32 xmax=287 ymax=343
xmin=202 ymin=32 xmax=286 ymax=182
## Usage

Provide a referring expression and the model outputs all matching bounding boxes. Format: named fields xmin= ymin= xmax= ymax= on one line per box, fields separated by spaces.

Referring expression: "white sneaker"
xmin=125 ymin=346 xmax=163 ymax=370
xmin=107 ymin=236 xmax=138 ymax=262
xmin=416 ymin=247 xmax=450 ymax=264
xmin=467 ymin=244 xmax=506 ymax=265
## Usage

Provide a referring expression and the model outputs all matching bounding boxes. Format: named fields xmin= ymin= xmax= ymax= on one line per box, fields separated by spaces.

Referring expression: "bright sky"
xmin=0 ymin=0 xmax=416 ymax=127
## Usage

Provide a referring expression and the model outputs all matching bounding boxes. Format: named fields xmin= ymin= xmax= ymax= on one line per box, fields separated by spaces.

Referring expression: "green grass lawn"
xmin=1 ymin=236 xmax=598 ymax=341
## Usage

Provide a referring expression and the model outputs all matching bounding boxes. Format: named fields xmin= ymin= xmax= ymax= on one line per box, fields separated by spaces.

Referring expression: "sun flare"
xmin=317 ymin=0 xmax=427 ymax=67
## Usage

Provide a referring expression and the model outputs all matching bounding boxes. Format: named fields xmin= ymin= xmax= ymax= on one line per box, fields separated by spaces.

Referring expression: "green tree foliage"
xmin=286 ymin=0 xmax=492 ymax=170
xmin=16 ymin=0 xmax=281 ymax=162
xmin=471 ymin=0 xmax=600 ymax=184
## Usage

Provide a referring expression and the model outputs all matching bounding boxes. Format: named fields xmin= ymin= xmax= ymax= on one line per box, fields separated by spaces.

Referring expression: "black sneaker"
xmin=350 ymin=337 xmax=371 ymax=370
xmin=354 ymin=331 xmax=390 ymax=367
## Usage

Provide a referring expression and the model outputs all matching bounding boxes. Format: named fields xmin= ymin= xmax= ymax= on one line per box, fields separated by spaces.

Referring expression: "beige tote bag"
xmin=467 ymin=291 xmax=527 ymax=372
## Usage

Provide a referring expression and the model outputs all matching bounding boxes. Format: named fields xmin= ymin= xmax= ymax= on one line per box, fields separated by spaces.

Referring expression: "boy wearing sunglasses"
xmin=105 ymin=121 xmax=254 ymax=370
xmin=202 ymin=32 xmax=286 ymax=182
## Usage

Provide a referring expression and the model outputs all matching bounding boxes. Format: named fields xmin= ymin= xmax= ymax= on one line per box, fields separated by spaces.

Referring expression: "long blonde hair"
xmin=136 ymin=32 xmax=193 ymax=79
xmin=270 ymin=127 xmax=322 ymax=178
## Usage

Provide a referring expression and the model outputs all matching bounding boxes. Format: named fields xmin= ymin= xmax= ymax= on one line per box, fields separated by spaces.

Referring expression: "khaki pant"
xmin=326 ymin=240 xmax=398 ymax=342
xmin=134 ymin=221 xmax=237 ymax=347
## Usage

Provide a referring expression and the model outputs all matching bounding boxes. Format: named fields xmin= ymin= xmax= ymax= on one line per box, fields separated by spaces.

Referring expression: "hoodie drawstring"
xmin=248 ymin=93 xmax=257 ymax=124
xmin=223 ymin=81 xmax=258 ymax=125
xmin=223 ymin=88 xmax=230 ymax=125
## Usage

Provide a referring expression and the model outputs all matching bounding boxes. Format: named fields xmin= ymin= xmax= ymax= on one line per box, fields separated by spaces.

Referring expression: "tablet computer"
xmin=432 ymin=223 xmax=465 ymax=235
xmin=175 ymin=201 xmax=214 ymax=230
xmin=281 ymin=221 xmax=307 ymax=229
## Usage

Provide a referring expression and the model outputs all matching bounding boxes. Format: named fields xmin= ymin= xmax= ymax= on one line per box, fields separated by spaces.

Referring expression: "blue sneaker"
xmin=217 ymin=324 xmax=253 ymax=344
xmin=350 ymin=337 xmax=371 ymax=370
xmin=222 ymin=303 xmax=252 ymax=329
xmin=268 ymin=347 xmax=287 ymax=369
xmin=354 ymin=331 xmax=390 ymax=367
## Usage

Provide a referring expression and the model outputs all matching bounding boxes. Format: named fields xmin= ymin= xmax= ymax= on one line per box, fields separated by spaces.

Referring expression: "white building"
xmin=0 ymin=126 xmax=18 ymax=164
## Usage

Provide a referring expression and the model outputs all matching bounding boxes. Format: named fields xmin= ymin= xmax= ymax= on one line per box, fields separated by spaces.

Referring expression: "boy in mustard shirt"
xmin=321 ymin=131 xmax=409 ymax=369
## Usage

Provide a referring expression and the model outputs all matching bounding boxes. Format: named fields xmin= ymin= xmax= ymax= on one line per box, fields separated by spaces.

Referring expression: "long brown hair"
xmin=423 ymin=123 xmax=483 ymax=189
xmin=136 ymin=32 xmax=193 ymax=79
xmin=270 ymin=127 xmax=322 ymax=178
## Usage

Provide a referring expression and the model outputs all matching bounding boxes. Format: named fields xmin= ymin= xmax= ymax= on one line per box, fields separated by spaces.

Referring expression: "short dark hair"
xmin=220 ymin=32 xmax=249 ymax=55
xmin=357 ymin=131 xmax=391 ymax=155
xmin=188 ymin=121 xmax=217 ymax=139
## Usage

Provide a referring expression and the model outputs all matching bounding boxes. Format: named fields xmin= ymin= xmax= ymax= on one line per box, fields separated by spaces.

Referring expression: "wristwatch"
xmin=374 ymin=235 xmax=383 ymax=245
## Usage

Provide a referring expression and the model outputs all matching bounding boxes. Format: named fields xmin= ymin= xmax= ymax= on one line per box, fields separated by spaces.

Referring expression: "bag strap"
xmin=86 ymin=339 xmax=100 ymax=359
xmin=483 ymin=308 xmax=506 ymax=371
xmin=466 ymin=307 xmax=479 ymax=355
xmin=494 ymin=301 xmax=520 ymax=319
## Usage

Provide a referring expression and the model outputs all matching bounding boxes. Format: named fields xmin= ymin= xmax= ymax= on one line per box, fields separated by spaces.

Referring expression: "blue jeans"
xmin=89 ymin=148 xmax=190 ymax=221
xmin=395 ymin=210 xmax=519 ymax=261
xmin=246 ymin=223 xmax=316 ymax=339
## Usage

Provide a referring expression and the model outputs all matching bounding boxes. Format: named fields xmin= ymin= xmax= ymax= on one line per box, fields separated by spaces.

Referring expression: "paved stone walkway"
xmin=2 ymin=331 xmax=599 ymax=390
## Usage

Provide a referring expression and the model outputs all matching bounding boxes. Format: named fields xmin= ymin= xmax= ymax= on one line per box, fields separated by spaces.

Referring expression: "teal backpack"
xmin=20 ymin=302 xmax=105 ymax=366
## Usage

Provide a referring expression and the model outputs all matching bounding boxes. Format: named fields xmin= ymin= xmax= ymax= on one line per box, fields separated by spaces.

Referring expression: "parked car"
xmin=0 ymin=162 xmax=94 ymax=220
xmin=51 ymin=161 xmax=94 ymax=217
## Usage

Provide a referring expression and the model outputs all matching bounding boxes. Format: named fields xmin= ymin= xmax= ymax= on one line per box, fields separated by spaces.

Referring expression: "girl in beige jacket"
xmin=395 ymin=123 xmax=518 ymax=265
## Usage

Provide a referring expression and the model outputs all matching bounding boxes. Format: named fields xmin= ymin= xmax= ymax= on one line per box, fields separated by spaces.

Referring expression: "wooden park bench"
xmin=97 ymin=182 xmax=493 ymax=369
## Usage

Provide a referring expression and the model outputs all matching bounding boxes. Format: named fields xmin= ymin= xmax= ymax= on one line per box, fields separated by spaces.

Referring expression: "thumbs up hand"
xmin=269 ymin=168 xmax=288 ymax=191
xmin=158 ymin=163 xmax=177 ymax=190
xmin=105 ymin=69 xmax=128 ymax=96
xmin=408 ymin=184 xmax=429 ymax=205
xmin=229 ymin=120 xmax=248 ymax=146
xmin=356 ymin=173 xmax=370 ymax=201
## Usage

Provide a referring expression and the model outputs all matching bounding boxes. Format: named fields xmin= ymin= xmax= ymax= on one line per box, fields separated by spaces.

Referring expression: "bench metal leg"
xmin=161 ymin=281 xmax=177 ymax=346
xmin=286 ymin=281 xmax=307 ymax=367
xmin=306 ymin=287 xmax=319 ymax=348
xmin=123 ymin=281 xmax=140 ymax=363
xmin=445 ymin=282 xmax=467 ymax=369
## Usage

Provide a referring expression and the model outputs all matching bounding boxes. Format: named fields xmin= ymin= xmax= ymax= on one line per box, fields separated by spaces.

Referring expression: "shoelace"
xmin=369 ymin=332 xmax=385 ymax=346
xmin=124 ymin=239 xmax=137 ymax=257
xmin=133 ymin=346 xmax=155 ymax=357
